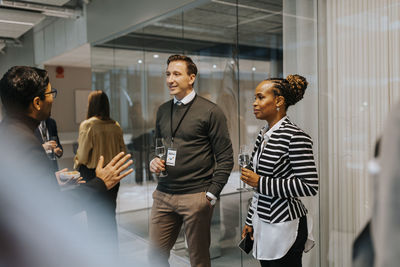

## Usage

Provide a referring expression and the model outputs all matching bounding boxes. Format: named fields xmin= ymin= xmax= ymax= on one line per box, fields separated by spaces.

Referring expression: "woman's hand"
xmin=241 ymin=224 xmax=254 ymax=240
xmin=240 ymin=167 xmax=260 ymax=188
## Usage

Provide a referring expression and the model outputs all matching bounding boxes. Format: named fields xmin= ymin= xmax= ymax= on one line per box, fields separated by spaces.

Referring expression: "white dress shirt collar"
xmin=264 ymin=116 xmax=288 ymax=139
xmin=174 ymin=89 xmax=196 ymax=105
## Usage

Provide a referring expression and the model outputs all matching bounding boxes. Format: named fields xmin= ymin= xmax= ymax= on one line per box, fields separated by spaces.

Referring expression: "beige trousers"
xmin=149 ymin=190 xmax=214 ymax=267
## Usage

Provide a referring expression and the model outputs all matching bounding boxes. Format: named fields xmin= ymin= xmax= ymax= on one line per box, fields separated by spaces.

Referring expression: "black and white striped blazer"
xmin=245 ymin=117 xmax=318 ymax=225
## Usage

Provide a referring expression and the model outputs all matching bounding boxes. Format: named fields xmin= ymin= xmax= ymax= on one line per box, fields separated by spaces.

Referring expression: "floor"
xmin=115 ymin=172 xmax=260 ymax=267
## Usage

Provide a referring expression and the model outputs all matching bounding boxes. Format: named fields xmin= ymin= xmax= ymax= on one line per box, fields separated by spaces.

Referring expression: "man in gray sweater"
xmin=149 ymin=55 xmax=234 ymax=267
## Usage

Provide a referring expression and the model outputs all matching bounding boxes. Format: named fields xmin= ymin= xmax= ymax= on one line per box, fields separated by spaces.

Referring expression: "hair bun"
xmin=286 ymin=74 xmax=308 ymax=105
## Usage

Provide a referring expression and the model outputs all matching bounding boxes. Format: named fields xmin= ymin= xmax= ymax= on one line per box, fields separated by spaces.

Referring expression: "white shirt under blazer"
xmin=246 ymin=117 xmax=318 ymax=226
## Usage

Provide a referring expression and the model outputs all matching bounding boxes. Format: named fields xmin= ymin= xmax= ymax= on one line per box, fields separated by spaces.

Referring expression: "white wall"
xmin=0 ymin=30 xmax=35 ymax=77
xmin=46 ymin=65 xmax=92 ymax=132
xmin=34 ymin=15 xmax=87 ymax=66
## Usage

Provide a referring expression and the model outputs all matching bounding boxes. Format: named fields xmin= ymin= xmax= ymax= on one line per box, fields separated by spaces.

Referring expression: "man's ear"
xmin=32 ymin=96 xmax=41 ymax=111
xmin=189 ymin=74 xmax=196 ymax=86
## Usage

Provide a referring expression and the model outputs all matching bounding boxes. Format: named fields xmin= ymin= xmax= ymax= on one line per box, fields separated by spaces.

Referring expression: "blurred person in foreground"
xmin=74 ymin=90 xmax=126 ymax=250
xmin=372 ymin=102 xmax=400 ymax=267
xmin=0 ymin=66 xmax=133 ymax=266
xmin=149 ymin=55 xmax=234 ymax=267
xmin=240 ymin=75 xmax=318 ymax=267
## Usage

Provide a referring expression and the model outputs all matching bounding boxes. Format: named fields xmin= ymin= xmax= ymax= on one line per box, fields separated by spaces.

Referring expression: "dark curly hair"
xmin=0 ymin=66 xmax=49 ymax=113
xmin=265 ymin=74 xmax=308 ymax=110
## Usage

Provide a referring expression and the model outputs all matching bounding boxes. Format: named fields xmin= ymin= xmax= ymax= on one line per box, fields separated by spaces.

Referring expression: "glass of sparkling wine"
xmin=237 ymin=145 xmax=250 ymax=191
xmin=155 ymin=138 xmax=167 ymax=177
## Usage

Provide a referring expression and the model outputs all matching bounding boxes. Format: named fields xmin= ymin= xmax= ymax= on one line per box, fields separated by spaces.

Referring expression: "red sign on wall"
xmin=56 ymin=66 xmax=64 ymax=78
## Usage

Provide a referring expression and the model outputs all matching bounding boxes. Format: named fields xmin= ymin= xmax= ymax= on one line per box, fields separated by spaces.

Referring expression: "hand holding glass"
xmin=43 ymin=136 xmax=57 ymax=160
xmin=155 ymin=138 xmax=167 ymax=177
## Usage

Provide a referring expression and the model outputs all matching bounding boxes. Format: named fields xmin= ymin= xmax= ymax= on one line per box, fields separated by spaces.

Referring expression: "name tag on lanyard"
xmin=166 ymin=148 xmax=177 ymax=166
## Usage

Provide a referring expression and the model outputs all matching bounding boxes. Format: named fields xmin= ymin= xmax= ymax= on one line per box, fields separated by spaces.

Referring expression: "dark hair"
xmin=265 ymin=74 xmax=308 ymax=110
xmin=167 ymin=55 xmax=198 ymax=76
xmin=86 ymin=90 xmax=111 ymax=120
xmin=0 ymin=66 xmax=49 ymax=113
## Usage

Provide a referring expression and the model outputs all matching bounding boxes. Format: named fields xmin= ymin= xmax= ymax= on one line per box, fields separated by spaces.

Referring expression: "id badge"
xmin=166 ymin=148 xmax=177 ymax=166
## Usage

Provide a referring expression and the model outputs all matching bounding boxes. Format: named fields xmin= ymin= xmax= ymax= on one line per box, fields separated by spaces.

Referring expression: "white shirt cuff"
xmin=206 ymin=192 xmax=217 ymax=200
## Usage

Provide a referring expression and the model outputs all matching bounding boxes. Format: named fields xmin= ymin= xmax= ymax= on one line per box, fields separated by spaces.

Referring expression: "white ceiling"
xmin=0 ymin=8 xmax=45 ymax=38
xmin=43 ymin=43 xmax=91 ymax=68
xmin=26 ymin=0 xmax=70 ymax=6
xmin=0 ymin=0 xmax=78 ymax=53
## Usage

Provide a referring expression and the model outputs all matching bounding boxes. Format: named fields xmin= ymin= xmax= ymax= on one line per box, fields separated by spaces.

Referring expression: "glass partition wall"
xmin=91 ymin=0 xmax=318 ymax=266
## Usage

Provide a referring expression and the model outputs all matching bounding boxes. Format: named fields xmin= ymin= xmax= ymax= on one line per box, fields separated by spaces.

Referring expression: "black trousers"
xmin=78 ymin=165 xmax=120 ymax=252
xmin=260 ymin=216 xmax=308 ymax=267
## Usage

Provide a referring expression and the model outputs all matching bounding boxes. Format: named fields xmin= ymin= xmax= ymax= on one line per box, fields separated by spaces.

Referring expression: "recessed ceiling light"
xmin=153 ymin=54 xmax=159 ymax=58
xmin=138 ymin=59 xmax=143 ymax=64
xmin=0 ymin=19 xmax=34 ymax=26
xmin=252 ymin=67 xmax=256 ymax=71
xmin=213 ymin=64 xmax=217 ymax=69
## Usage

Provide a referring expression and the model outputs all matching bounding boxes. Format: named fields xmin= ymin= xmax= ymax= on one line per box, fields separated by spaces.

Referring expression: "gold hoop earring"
xmin=276 ymin=107 xmax=280 ymax=112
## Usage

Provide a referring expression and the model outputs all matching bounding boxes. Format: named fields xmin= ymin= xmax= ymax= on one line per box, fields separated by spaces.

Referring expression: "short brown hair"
xmin=86 ymin=90 xmax=110 ymax=120
xmin=167 ymin=55 xmax=198 ymax=76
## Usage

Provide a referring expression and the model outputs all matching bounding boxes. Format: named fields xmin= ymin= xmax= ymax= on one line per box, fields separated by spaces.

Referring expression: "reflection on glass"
xmin=89 ymin=0 xmax=320 ymax=265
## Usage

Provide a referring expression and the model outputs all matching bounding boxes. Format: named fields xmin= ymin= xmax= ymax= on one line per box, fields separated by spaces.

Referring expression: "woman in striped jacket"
xmin=240 ymin=75 xmax=318 ymax=267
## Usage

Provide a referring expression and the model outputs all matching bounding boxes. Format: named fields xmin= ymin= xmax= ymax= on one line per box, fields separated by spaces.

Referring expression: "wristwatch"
xmin=206 ymin=195 xmax=216 ymax=206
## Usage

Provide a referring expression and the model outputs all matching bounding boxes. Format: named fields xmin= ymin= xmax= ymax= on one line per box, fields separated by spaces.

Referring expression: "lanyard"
xmin=170 ymin=95 xmax=196 ymax=144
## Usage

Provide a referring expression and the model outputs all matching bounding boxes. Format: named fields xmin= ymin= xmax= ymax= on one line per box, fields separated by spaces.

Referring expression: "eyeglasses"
xmin=44 ymin=88 xmax=57 ymax=99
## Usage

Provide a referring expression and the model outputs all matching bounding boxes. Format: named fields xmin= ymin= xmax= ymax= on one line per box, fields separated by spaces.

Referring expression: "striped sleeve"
xmin=257 ymin=132 xmax=318 ymax=198
xmin=245 ymin=200 xmax=255 ymax=226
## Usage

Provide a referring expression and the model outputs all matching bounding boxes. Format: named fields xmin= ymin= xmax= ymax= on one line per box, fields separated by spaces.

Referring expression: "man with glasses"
xmin=0 ymin=66 xmax=133 ymax=266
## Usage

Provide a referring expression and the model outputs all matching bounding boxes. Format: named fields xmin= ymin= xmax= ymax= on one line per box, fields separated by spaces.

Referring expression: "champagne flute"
xmin=155 ymin=138 xmax=167 ymax=177
xmin=43 ymin=135 xmax=57 ymax=160
xmin=237 ymin=145 xmax=250 ymax=191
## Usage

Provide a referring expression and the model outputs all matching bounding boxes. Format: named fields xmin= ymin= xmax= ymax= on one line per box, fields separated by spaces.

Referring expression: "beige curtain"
xmin=319 ymin=0 xmax=400 ymax=266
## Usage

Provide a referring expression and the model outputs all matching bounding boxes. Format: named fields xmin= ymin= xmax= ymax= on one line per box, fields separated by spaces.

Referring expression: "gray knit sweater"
xmin=153 ymin=95 xmax=233 ymax=197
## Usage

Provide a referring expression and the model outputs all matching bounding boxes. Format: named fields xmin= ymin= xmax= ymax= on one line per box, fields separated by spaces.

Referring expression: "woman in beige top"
xmin=74 ymin=90 xmax=126 ymax=250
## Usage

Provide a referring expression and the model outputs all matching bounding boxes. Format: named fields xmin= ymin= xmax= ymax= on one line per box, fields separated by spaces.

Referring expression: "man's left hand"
xmin=96 ymin=152 xmax=133 ymax=190
xmin=240 ymin=167 xmax=260 ymax=188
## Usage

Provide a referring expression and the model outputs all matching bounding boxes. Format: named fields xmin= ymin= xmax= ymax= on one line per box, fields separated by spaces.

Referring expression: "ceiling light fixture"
xmin=153 ymin=54 xmax=159 ymax=58
xmin=0 ymin=0 xmax=82 ymax=19
xmin=0 ymin=19 xmax=34 ymax=26
xmin=211 ymin=0 xmax=315 ymax=22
